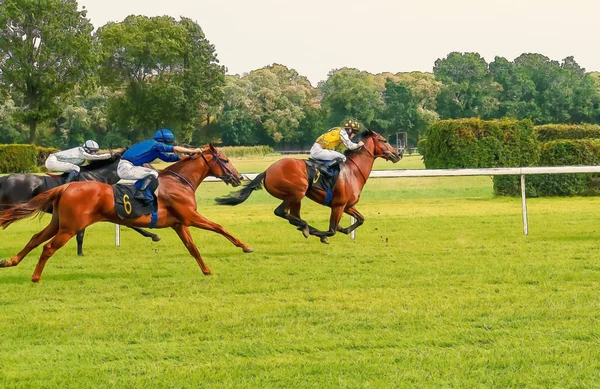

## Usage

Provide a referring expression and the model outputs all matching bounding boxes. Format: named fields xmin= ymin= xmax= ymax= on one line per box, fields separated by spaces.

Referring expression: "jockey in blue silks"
xmin=118 ymin=129 xmax=201 ymax=201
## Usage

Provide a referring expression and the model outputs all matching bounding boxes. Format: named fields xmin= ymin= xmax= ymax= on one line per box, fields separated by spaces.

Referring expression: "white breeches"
xmin=117 ymin=160 xmax=159 ymax=181
xmin=45 ymin=155 xmax=80 ymax=173
xmin=310 ymin=143 xmax=346 ymax=162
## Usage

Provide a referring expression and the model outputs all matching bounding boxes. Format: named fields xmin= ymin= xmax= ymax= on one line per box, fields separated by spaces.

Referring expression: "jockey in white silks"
xmin=45 ymin=140 xmax=112 ymax=182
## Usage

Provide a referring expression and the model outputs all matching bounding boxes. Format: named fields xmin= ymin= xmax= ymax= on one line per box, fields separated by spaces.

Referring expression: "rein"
xmin=164 ymin=169 xmax=196 ymax=192
xmin=199 ymin=149 xmax=236 ymax=182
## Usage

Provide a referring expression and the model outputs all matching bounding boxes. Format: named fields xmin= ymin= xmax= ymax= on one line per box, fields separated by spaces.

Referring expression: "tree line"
xmin=2 ymin=0 xmax=600 ymax=149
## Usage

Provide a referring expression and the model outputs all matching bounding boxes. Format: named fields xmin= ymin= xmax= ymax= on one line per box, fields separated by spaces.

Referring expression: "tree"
xmin=380 ymin=79 xmax=422 ymax=145
xmin=218 ymin=64 xmax=321 ymax=146
xmin=0 ymin=0 xmax=95 ymax=143
xmin=96 ymin=15 xmax=225 ymax=143
xmin=434 ymin=52 xmax=500 ymax=119
xmin=320 ymin=68 xmax=384 ymax=128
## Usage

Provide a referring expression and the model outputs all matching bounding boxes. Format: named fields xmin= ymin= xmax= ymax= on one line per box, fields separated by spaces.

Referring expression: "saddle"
xmin=305 ymin=158 xmax=341 ymax=206
xmin=113 ymin=178 xmax=159 ymax=227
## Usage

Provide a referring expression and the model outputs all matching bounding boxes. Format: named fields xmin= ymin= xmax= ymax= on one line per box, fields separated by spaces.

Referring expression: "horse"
xmin=216 ymin=130 xmax=402 ymax=243
xmin=0 ymin=153 xmax=160 ymax=256
xmin=0 ymin=144 xmax=252 ymax=283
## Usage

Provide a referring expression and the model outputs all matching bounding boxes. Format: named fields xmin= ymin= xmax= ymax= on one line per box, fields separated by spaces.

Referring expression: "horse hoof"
xmin=0 ymin=260 xmax=7 ymax=267
xmin=31 ymin=277 xmax=40 ymax=283
xmin=320 ymin=237 xmax=330 ymax=244
xmin=301 ymin=227 xmax=310 ymax=239
xmin=243 ymin=247 xmax=254 ymax=253
xmin=203 ymin=270 xmax=213 ymax=276
xmin=78 ymin=253 xmax=84 ymax=257
xmin=152 ymin=235 xmax=161 ymax=242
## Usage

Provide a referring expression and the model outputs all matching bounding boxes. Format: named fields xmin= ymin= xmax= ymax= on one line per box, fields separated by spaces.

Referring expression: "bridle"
xmin=347 ymin=134 xmax=397 ymax=182
xmin=164 ymin=147 xmax=239 ymax=191
xmin=198 ymin=147 xmax=239 ymax=185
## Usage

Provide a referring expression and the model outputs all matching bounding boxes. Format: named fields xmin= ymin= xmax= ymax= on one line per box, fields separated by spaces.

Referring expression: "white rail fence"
xmin=115 ymin=166 xmax=600 ymax=245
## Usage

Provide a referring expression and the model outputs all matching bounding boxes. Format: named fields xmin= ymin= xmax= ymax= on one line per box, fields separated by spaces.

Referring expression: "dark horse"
xmin=216 ymin=130 xmax=401 ymax=243
xmin=0 ymin=154 xmax=160 ymax=256
xmin=0 ymin=144 xmax=251 ymax=283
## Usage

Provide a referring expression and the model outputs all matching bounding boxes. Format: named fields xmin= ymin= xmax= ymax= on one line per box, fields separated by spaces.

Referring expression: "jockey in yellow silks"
xmin=310 ymin=119 xmax=364 ymax=168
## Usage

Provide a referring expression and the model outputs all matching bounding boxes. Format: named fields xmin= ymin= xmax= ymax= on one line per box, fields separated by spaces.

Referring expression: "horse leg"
xmin=31 ymin=230 xmax=76 ymax=283
xmin=128 ymin=226 xmax=161 ymax=242
xmin=0 ymin=215 xmax=59 ymax=268
xmin=76 ymin=229 xmax=85 ymax=256
xmin=311 ymin=205 xmax=345 ymax=244
xmin=274 ymin=199 xmax=320 ymax=238
xmin=337 ymin=206 xmax=365 ymax=235
xmin=187 ymin=212 xmax=253 ymax=253
xmin=172 ymin=223 xmax=212 ymax=275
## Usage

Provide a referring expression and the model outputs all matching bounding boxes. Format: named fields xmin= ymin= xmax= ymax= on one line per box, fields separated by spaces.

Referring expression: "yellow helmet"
xmin=343 ymin=119 xmax=361 ymax=131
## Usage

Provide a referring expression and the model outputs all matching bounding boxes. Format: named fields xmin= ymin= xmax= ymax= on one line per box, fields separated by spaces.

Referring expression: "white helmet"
xmin=83 ymin=140 xmax=100 ymax=152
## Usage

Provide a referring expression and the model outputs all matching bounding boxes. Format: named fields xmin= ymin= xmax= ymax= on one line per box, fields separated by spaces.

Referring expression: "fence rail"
xmin=115 ymin=165 xmax=600 ymax=245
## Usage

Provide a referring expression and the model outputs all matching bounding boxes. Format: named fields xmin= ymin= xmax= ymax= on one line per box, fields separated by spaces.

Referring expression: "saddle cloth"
xmin=305 ymin=158 xmax=341 ymax=206
xmin=112 ymin=179 xmax=159 ymax=226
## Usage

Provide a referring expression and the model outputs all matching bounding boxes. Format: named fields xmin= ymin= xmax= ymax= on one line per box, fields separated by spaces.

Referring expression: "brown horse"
xmin=0 ymin=144 xmax=252 ymax=282
xmin=216 ymin=130 xmax=401 ymax=243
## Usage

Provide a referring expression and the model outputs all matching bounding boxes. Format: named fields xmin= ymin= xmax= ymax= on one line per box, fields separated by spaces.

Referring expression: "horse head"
xmin=197 ymin=144 xmax=243 ymax=187
xmin=355 ymin=130 xmax=402 ymax=163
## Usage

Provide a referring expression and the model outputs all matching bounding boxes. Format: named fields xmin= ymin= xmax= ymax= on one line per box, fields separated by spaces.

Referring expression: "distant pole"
xmin=521 ymin=175 xmax=528 ymax=236
xmin=115 ymin=224 xmax=121 ymax=247
xmin=350 ymin=216 xmax=356 ymax=240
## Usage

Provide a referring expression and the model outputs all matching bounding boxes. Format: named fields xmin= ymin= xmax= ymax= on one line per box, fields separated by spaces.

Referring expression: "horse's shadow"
xmin=0 ymin=271 xmax=134 ymax=284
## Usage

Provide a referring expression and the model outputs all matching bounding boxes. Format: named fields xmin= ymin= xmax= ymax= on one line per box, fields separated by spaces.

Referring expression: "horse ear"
xmin=208 ymin=143 xmax=216 ymax=150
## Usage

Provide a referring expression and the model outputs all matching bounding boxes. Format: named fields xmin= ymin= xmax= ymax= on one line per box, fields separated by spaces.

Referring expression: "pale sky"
xmin=78 ymin=0 xmax=600 ymax=85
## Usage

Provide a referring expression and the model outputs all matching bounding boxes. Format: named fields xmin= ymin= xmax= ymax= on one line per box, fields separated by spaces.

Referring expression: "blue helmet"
xmin=154 ymin=129 xmax=175 ymax=144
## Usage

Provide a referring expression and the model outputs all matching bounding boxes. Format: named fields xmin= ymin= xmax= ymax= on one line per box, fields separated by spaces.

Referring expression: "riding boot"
xmin=65 ymin=170 xmax=79 ymax=183
xmin=135 ymin=176 xmax=154 ymax=202
xmin=325 ymin=157 xmax=345 ymax=170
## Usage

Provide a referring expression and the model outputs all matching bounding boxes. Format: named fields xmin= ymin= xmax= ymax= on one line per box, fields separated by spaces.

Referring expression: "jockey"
xmin=45 ymin=140 xmax=112 ymax=183
xmin=310 ymin=119 xmax=364 ymax=170
xmin=118 ymin=129 xmax=201 ymax=201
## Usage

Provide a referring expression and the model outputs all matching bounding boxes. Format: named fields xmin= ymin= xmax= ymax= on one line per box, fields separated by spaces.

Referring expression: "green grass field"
xmin=1 ymin=155 xmax=600 ymax=388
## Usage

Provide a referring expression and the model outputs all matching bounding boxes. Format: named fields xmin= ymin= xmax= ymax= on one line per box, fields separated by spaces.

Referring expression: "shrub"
xmin=0 ymin=144 xmax=39 ymax=173
xmin=220 ymin=145 xmax=275 ymax=158
xmin=526 ymin=140 xmax=600 ymax=196
xmin=36 ymin=146 xmax=59 ymax=168
xmin=535 ymin=124 xmax=600 ymax=142
xmin=0 ymin=144 xmax=59 ymax=173
xmin=421 ymin=118 xmax=538 ymax=169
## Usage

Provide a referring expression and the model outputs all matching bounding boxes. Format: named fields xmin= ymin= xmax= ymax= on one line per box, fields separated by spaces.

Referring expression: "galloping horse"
xmin=0 ymin=154 xmax=160 ymax=256
xmin=217 ymin=130 xmax=401 ymax=243
xmin=0 ymin=144 xmax=252 ymax=282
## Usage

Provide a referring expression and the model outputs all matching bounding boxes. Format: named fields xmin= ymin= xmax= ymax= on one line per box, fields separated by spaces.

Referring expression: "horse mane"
xmin=344 ymin=130 xmax=375 ymax=157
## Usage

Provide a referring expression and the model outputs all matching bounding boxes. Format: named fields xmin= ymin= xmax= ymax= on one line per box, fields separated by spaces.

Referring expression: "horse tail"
xmin=215 ymin=172 xmax=265 ymax=206
xmin=0 ymin=185 xmax=68 ymax=229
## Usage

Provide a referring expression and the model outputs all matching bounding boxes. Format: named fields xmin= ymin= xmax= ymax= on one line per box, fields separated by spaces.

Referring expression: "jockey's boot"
xmin=135 ymin=176 xmax=154 ymax=202
xmin=65 ymin=171 xmax=79 ymax=183
xmin=325 ymin=157 xmax=345 ymax=171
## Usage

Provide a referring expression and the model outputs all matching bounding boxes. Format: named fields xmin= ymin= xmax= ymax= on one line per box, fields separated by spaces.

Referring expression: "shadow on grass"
xmin=0 ymin=271 xmax=134 ymax=284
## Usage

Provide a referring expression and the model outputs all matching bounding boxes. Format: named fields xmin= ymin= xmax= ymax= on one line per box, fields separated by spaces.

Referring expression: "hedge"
xmin=220 ymin=145 xmax=275 ymax=157
xmin=526 ymin=140 xmax=600 ymax=196
xmin=535 ymin=124 xmax=600 ymax=142
xmin=421 ymin=118 xmax=538 ymax=169
xmin=0 ymin=144 xmax=59 ymax=173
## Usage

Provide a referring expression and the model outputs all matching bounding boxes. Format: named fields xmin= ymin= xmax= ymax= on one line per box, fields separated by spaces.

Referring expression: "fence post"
xmin=350 ymin=216 xmax=356 ymax=240
xmin=521 ymin=175 xmax=528 ymax=236
xmin=115 ymin=224 xmax=120 ymax=247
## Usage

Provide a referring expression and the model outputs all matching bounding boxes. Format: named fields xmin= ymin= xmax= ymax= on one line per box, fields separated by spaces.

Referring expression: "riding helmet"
xmin=83 ymin=140 xmax=100 ymax=152
xmin=154 ymin=129 xmax=175 ymax=144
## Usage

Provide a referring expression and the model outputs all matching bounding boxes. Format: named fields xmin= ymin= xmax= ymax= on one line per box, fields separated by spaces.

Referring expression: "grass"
xmin=1 ymin=156 xmax=600 ymax=388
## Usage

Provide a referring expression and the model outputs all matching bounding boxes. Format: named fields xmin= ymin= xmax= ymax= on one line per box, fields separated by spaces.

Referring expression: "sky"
xmin=78 ymin=0 xmax=600 ymax=85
